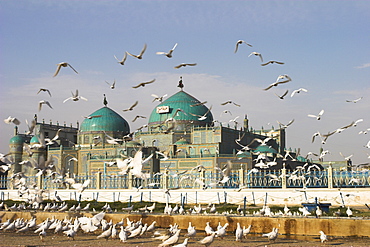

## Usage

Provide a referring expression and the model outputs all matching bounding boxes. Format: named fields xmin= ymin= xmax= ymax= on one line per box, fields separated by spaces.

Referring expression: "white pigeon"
xmin=105 ymin=80 xmax=116 ymax=89
xmin=53 ymin=62 xmax=78 ymax=77
xmin=209 ymin=204 xmax=217 ymax=214
xmin=122 ymin=101 xmax=139 ymax=111
xmin=79 ymin=217 xmax=98 ymax=233
xmin=275 ymin=89 xmax=289 ymax=100
xmin=114 ymin=52 xmax=127 ymax=65
xmin=234 ymin=40 xmax=252 ymax=53
xmin=173 ymin=238 xmax=189 ymax=247
xmin=104 ymin=131 xmax=123 ymax=145
xmin=119 ymin=226 xmax=128 ymax=242
xmin=38 ymin=100 xmax=53 ymax=111
xmin=198 ymin=232 xmax=216 ymax=247
xmin=25 ymin=119 xmax=36 ymax=135
xmin=215 ymin=223 xmax=228 ymax=239
xmin=319 ymin=230 xmax=328 ymax=243
xmin=229 ymin=116 xmax=240 ymax=125
xmin=346 ymin=206 xmax=353 ymax=217
xmin=151 ymin=94 xmax=168 ymax=102
xmin=262 ymin=227 xmax=279 ymax=242
xmin=39 ymin=228 xmax=47 ymax=241
xmin=128 ymin=224 xmax=143 ymax=238
xmin=215 ymin=161 xmax=232 ymax=184
xmin=264 ymin=74 xmax=292 ymax=91
xmin=65 ymin=178 xmax=90 ymax=193
xmin=291 ymin=88 xmax=308 ymax=97
xmin=204 ymin=222 xmax=215 ymax=235
xmin=189 ymin=105 xmax=212 ymax=121
xmin=111 ymin=224 xmax=118 ymax=239
xmin=3 ymin=220 xmax=16 ymax=231
xmin=243 ymin=225 xmax=252 ymax=239
xmin=63 ymin=89 xmax=88 ymax=103
xmin=277 ymin=119 xmax=294 ymax=129
xmin=155 ymin=151 xmax=169 ymax=161
xmin=4 ymin=116 xmax=21 ymax=125
xmin=174 ymin=63 xmax=197 ymax=69
xmin=81 ymin=203 xmax=90 ymax=211
xmin=346 ymin=97 xmax=362 ymax=103
xmin=63 ymin=225 xmax=79 ymax=240
xmin=156 ymin=43 xmax=178 ymax=58
xmin=146 ymin=220 xmax=156 ymax=232
xmin=127 ymin=43 xmax=147 ymax=59
xmin=261 ymin=60 xmax=284 ymax=66
xmin=235 ymin=222 xmax=243 ymax=241
xmin=185 ymin=222 xmax=196 ymax=238
xmin=158 ymin=229 xmax=181 ymax=247
xmin=115 ymin=157 xmax=131 ymax=175
xmin=308 ymin=109 xmax=324 ymax=120
xmin=44 ymin=128 xmax=62 ymax=146
xmin=16 ymin=224 xmax=30 ymax=233
xmin=299 ymin=207 xmax=311 ymax=217
xmin=248 ymin=51 xmax=263 ymax=62
xmin=91 ymin=211 xmax=105 ymax=226
xmin=97 ymin=225 xmax=112 ymax=240
xmin=221 ymin=100 xmax=241 ymax=107
xmin=127 ymin=149 xmax=153 ymax=180
xmin=37 ymin=88 xmax=52 ymax=97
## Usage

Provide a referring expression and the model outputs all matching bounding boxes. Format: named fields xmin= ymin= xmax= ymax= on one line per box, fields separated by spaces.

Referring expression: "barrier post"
xmin=328 ymin=163 xmax=333 ymax=189
xmin=281 ymin=166 xmax=287 ymax=189
xmin=243 ymin=196 xmax=247 ymax=216
xmin=239 ymin=165 xmax=244 ymax=186
xmin=96 ymin=171 xmax=102 ymax=189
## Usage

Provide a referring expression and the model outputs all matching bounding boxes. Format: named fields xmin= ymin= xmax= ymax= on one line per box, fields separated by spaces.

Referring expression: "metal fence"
xmin=2 ymin=166 xmax=369 ymax=191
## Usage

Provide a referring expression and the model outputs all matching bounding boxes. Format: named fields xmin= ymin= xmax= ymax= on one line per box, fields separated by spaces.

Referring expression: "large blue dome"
xmin=148 ymin=90 xmax=213 ymax=126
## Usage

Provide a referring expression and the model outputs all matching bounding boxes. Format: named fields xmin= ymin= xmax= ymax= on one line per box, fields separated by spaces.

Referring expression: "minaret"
xmin=103 ymin=94 xmax=108 ymax=107
xmin=9 ymin=127 xmax=24 ymax=174
xmin=177 ymin=76 xmax=184 ymax=90
xmin=243 ymin=114 xmax=249 ymax=131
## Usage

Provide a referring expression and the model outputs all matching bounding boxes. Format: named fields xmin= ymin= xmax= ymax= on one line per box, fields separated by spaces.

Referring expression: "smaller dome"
xmin=125 ymin=140 xmax=142 ymax=147
xmin=30 ymin=136 xmax=40 ymax=144
xmin=254 ymin=145 xmax=277 ymax=153
xmin=80 ymin=106 xmax=130 ymax=134
xmin=297 ymin=156 xmax=308 ymax=162
xmin=9 ymin=135 xmax=24 ymax=145
xmin=175 ymin=138 xmax=190 ymax=145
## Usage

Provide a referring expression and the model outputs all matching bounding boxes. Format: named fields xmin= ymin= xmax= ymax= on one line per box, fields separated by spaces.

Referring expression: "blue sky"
xmin=1 ymin=0 xmax=369 ymax=164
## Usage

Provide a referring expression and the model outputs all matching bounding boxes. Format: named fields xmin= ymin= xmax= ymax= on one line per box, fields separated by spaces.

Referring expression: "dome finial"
xmin=177 ymin=76 xmax=184 ymax=90
xmin=103 ymin=94 xmax=108 ymax=106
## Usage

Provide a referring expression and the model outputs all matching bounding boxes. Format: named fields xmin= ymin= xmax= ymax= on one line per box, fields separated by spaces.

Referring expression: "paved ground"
xmin=1 ymin=230 xmax=370 ymax=246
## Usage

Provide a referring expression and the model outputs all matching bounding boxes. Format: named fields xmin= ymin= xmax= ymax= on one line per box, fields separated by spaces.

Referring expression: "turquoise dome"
xmin=9 ymin=135 xmax=24 ymax=145
xmin=175 ymin=138 xmax=190 ymax=145
xmin=254 ymin=145 xmax=277 ymax=153
xmin=30 ymin=136 xmax=40 ymax=144
xmin=80 ymin=106 xmax=130 ymax=133
xmin=148 ymin=91 xmax=213 ymax=126
xmin=297 ymin=156 xmax=308 ymax=162
xmin=125 ymin=140 xmax=142 ymax=147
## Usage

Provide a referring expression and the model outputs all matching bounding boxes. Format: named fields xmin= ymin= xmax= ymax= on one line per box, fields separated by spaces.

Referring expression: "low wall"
xmin=1 ymin=188 xmax=369 ymax=207
xmin=1 ymin=211 xmax=369 ymax=237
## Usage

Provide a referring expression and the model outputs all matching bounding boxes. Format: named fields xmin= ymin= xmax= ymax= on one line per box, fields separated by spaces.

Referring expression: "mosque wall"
xmin=35 ymin=122 xmax=78 ymax=147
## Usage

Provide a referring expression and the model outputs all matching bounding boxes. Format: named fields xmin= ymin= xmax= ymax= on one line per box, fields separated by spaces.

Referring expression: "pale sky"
xmin=1 ymin=0 xmax=369 ymax=164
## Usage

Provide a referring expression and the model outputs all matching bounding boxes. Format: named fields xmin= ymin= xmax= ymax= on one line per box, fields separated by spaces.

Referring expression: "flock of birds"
xmin=1 ymin=199 xmax=350 ymax=246
xmin=2 ymin=38 xmax=369 ymax=168
xmin=0 ymin=16 xmax=368 ymax=245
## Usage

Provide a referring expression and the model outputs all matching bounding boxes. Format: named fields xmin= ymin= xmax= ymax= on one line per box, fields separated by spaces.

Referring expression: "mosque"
xmin=5 ymin=77 xmax=307 ymax=185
